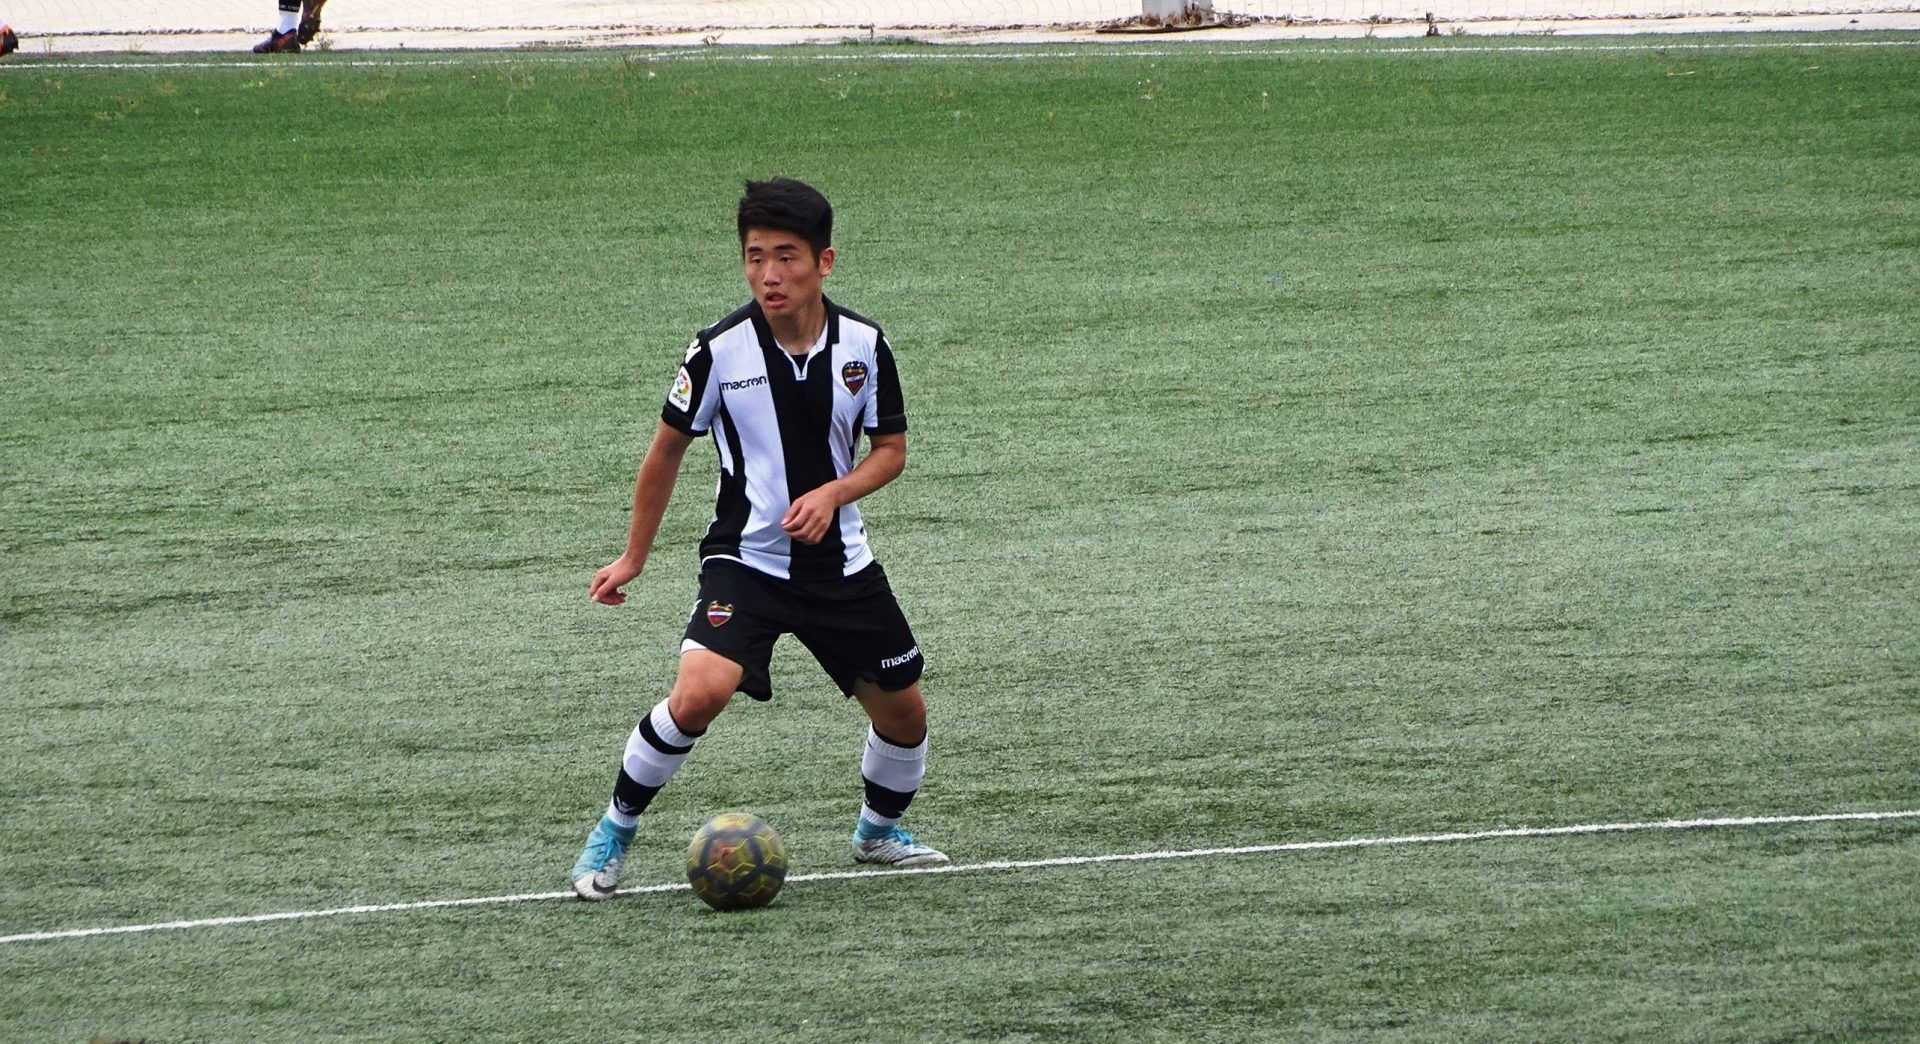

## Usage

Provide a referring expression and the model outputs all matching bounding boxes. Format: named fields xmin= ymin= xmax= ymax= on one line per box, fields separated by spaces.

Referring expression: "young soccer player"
xmin=569 ymin=178 xmax=946 ymax=901
xmin=253 ymin=0 xmax=325 ymax=52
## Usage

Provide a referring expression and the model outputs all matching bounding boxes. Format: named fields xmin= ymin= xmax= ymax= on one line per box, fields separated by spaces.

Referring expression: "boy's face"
xmin=743 ymin=226 xmax=833 ymax=317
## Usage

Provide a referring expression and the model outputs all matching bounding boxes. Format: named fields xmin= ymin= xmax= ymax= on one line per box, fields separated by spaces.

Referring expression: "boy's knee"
xmin=667 ymin=684 xmax=732 ymax=732
xmin=668 ymin=649 xmax=744 ymax=731
xmin=857 ymin=682 xmax=926 ymax=744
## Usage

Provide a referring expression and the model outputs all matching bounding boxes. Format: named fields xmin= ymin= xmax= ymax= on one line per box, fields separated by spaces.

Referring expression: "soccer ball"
xmin=685 ymin=812 xmax=788 ymax=911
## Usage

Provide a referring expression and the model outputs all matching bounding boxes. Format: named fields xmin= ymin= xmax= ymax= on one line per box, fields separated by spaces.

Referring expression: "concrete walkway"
xmin=4 ymin=0 xmax=1914 ymax=54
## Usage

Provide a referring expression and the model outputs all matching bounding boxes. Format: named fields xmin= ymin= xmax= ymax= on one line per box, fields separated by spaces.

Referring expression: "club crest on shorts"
xmin=841 ymin=360 xmax=868 ymax=394
xmin=706 ymin=601 xmax=734 ymax=627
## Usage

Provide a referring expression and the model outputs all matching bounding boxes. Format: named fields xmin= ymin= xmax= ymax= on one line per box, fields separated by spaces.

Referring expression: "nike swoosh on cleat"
xmin=572 ymin=875 xmax=618 ymax=899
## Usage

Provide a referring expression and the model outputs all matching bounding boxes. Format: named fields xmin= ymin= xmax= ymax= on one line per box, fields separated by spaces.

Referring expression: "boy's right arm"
xmin=589 ymin=421 xmax=697 ymax=605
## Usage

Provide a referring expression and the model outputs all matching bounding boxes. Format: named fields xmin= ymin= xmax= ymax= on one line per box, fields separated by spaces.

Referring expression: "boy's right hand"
xmin=590 ymin=557 xmax=642 ymax=605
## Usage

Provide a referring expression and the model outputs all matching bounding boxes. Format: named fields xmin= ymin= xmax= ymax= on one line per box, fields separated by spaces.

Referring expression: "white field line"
xmin=3 ymin=808 xmax=1915 ymax=946
xmin=5 ymin=37 xmax=1919 ymax=71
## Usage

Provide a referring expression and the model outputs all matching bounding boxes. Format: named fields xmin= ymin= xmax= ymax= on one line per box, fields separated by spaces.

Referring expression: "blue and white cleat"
xmin=851 ymin=826 xmax=949 ymax=867
xmin=570 ymin=815 xmax=636 ymax=901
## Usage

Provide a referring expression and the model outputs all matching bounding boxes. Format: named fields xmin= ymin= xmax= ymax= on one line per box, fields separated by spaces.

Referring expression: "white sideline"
xmin=3 ymin=808 xmax=1915 ymax=945
xmin=4 ymin=37 xmax=1919 ymax=71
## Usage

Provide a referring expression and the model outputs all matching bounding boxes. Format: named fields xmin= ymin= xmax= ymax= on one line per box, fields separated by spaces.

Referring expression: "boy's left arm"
xmin=782 ymin=433 xmax=906 ymax=545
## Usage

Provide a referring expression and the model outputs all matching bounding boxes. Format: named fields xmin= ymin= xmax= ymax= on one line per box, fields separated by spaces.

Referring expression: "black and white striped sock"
xmin=856 ymin=726 xmax=927 ymax=839
xmin=605 ymin=699 xmax=702 ymax=829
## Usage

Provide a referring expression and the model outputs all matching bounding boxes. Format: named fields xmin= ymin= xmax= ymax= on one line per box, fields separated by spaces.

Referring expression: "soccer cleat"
xmin=1 ymin=25 xmax=18 ymax=57
xmin=297 ymin=0 xmax=328 ymax=45
xmin=851 ymin=826 xmax=949 ymax=867
xmin=252 ymin=28 xmax=300 ymax=53
xmin=570 ymin=814 xmax=637 ymax=901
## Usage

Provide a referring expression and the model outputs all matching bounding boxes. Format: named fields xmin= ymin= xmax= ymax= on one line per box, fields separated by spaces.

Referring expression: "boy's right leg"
xmin=570 ymin=650 xmax=743 ymax=900
xmin=297 ymin=0 xmax=329 ymax=43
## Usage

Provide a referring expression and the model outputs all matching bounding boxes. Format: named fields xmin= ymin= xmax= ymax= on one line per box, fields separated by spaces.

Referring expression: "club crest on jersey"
xmin=706 ymin=602 xmax=734 ymax=627
xmin=841 ymin=360 xmax=869 ymax=394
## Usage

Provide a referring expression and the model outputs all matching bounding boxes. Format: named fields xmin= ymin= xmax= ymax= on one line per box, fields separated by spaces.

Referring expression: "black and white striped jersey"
xmin=660 ymin=297 xmax=907 ymax=581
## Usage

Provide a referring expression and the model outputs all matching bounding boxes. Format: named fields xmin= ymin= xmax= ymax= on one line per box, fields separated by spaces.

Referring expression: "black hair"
xmin=737 ymin=178 xmax=833 ymax=257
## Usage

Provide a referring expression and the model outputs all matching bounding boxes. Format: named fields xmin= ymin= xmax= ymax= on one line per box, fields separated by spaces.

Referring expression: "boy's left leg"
xmin=850 ymin=680 xmax=947 ymax=867
xmin=253 ymin=0 xmax=301 ymax=51
xmin=789 ymin=562 xmax=945 ymax=866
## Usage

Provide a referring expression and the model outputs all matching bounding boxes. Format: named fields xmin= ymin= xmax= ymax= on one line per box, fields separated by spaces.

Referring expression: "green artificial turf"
xmin=2 ymin=35 xmax=1917 ymax=1041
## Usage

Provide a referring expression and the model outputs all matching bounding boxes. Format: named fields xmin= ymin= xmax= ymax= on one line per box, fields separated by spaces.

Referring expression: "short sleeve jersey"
xmin=660 ymin=297 xmax=906 ymax=581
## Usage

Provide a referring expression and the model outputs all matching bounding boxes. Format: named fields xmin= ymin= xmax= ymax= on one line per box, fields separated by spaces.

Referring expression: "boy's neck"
xmin=765 ymin=296 xmax=827 ymax=356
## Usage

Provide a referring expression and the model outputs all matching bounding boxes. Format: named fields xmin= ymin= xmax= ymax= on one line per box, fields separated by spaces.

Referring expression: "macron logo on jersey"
xmin=721 ymin=375 xmax=769 ymax=392
xmin=881 ymin=646 xmax=921 ymax=670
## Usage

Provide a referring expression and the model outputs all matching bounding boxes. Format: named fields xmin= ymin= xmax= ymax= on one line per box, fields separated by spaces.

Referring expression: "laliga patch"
xmin=706 ymin=601 xmax=734 ymax=627
xmin=668 ymin=367 xmax=693 ymax=411
xmin=841 ymin=360 xmax=869 ymax=394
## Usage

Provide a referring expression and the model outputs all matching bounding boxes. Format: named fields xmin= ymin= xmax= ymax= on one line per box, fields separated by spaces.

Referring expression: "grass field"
xmin=3 ymin=35 xmax=1919 ymax=1041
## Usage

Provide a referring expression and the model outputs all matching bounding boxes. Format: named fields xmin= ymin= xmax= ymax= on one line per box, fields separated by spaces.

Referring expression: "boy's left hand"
xmin=782 ymin=485 xmax=843 ymax=545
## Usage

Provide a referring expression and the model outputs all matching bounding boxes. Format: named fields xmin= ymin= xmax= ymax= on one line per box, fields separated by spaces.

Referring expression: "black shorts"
xmin=683 ymin=558 xmax=924 ymax=702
